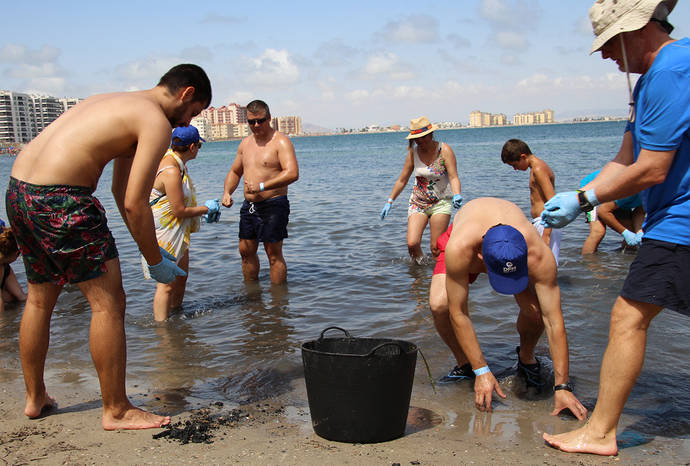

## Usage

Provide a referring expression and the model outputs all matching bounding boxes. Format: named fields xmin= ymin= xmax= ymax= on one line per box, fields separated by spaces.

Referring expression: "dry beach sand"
xmin=2 ymin=375 xmax=687 ymax=466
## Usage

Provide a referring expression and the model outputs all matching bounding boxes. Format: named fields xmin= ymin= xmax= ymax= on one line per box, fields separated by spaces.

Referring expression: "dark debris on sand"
xmin=152 ymin=402 xmax=286 ymax=445
xmin=152 ymin=407 xmax=247 ymax=444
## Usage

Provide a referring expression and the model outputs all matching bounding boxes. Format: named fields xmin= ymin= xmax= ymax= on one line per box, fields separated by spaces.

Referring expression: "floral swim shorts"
xmin=5 ymin=177 xmax=118 ymax=285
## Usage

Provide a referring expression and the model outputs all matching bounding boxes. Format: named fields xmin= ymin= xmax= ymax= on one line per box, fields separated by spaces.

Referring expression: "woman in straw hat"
xmin=380 ymin=116 xmax=463 ymax=263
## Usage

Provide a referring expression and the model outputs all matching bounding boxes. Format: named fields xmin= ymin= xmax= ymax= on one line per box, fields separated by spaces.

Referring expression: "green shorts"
xmin=408 ymin=198 xmax=452 ymax=217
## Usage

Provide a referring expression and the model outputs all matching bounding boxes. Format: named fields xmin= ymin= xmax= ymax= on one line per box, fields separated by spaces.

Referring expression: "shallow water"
xmin=1 ymin=122 xmax=688 ymax=450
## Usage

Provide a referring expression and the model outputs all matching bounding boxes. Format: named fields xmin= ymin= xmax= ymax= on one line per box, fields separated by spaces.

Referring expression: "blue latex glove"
xmin=622 ymin=229 xmax=642 ymax=247
xmin=380 ymin=201 xmax=392 ymax=220
xmin=452 ymin=194 xmax=463 ymax=209
xmin=202 ymin=199 xmax=221 ymax=223
xmin=541 ymin=191 xmax=581 ymax=228
xmin=635 ymin=230 xmax=644 ymax=244
xmin=204 ymin=199 xmax=220 ymax=215
xmin=159 ymin=246 xmax=176 ymax=262
xmin=147 ymin=257 xmax=186 ymax=283
xmin=203 ymin=210 xmax=221 ymax=223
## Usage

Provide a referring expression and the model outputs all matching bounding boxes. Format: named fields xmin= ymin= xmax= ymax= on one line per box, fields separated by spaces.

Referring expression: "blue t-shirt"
xmin=615 ymin=194 xmax=642 ymax=210
xmin=625 ymin=38 xmax=690 ymax=245
xmin=580 ymin=170 xmax=641 ymax=209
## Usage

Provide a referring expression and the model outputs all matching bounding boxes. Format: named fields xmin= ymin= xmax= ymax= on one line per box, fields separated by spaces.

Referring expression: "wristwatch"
xmin=554 ymin=382 xmax=574 ymax=392
xmin=576 ymin=190 xmax=595 ymax=213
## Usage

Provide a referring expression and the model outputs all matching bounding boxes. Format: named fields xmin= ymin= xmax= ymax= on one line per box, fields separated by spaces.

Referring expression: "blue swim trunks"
xmin=239 ymin=195 xmax=290 ymax=243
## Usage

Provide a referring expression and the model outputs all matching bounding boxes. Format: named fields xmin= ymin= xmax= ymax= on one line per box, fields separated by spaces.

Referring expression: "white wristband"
xmin=259 ymin=182 xmax=265 ymax=192
xmin=387 ymin=198 xmax=393 ymax=204
xmin=473 ymin=365 xmax=491 ymax=376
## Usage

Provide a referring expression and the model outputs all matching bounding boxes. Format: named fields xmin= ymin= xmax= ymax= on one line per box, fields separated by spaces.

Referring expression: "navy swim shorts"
xmin=620 ymin=238 xmax=690 ymax=316
xmin=239 ymin=195 xmax=290 ymax=243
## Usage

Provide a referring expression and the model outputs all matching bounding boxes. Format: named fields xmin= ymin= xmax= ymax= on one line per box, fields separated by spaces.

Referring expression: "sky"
xmin=2 ymin=0 xmax=689 ymax=130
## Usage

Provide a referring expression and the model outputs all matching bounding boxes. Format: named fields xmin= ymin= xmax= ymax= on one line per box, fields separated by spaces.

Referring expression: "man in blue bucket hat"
xmin=438 ymin=198 xmax=587 ymax=420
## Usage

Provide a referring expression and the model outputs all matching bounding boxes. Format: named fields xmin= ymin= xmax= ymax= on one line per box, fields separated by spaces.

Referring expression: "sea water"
xmin=1 ymin=122 xmax=688 ymax=452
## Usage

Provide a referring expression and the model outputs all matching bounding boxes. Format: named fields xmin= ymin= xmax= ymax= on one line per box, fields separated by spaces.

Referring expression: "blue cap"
xmin=171 ymin=125 xmax=205 ymax=145
xmin=482 ymin=224 xmax=528 ymax=295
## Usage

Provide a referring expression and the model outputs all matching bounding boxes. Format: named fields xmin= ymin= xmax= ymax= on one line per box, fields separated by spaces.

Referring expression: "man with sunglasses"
xmin=442 ymin=197 xmax=587 ymax=421
xmin=222 ymin=100 xmax=299 ymax=284
xmin=540 ymin=0 xmax=690 ymax=456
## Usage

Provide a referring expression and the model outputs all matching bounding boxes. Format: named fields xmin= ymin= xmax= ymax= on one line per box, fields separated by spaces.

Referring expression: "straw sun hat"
xmin=406 ymin=116 xmax=438 ymax=140
xmin=589 ymin=0 xmax=676 ymax=53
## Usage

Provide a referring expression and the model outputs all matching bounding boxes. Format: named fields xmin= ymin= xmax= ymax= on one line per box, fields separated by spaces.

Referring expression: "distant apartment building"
xmin=513 ymin=109 xmax=554 ymax=125
xmin=0 ymin=91 xmax=33 ymax=143
xmin=0 ymin=90 xmax=83 ymax=144
xmin=469 ymin=110 xmax=508 ymax=128
xmin=202 ymin=102 xmax=247 ymax=125
xmin=209 ymin=123 xmax=249 ymax=140
xmin=190 ymin=115 xmax=211 ymax=140
xmin=272 ymin=116 xmax=302 ymax=136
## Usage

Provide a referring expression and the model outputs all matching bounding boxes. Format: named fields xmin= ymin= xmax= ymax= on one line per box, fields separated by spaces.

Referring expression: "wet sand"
xmin=1 ymin=377 xmax=686 ymax=465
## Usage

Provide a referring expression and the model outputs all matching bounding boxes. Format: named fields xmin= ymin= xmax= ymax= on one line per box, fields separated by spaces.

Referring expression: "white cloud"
xmin=377 ymin=15 xmax=439 ymax=43
xmin=314 ymin=39 xmax=359 ymax=67
xmin=0 ymin=44 xmax=60 ymax=63
xmin=224 ymin=91 xmax=254 ymax=106
xmin=359 ymin=52 xmax=414 ymax=81
xmin=345 ymin=89 xmax=370 ymax=103
xmin=479 ymin=0 xmax=539 ymax=53
xmin=447 ymin=33 xmax=471 ymax=49
xmin=246 ymin=49 xmax=300 ymax=86
xmin=5 ymin=63 xmax=61 ymax=79
xmin=363 ymin=52 xmax=399 ymax=75
xmin=495 ymin=31 xmax=528 ymax=50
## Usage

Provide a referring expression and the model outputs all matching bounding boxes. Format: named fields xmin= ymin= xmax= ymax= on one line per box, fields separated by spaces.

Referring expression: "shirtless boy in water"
xmin=501 ymin=139 xmax=562 ymax=263
xmin=222 ymin=100 xmax=299 ymax=284
xmin=6 ymin=64 xmax=211 ymax=430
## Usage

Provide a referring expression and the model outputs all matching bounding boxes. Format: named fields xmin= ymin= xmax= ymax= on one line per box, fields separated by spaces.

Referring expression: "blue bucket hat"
xmin=171 ymin=125 xmax=205 ymax=145
xmin=482 ymin=224 xmax=529 ymax=295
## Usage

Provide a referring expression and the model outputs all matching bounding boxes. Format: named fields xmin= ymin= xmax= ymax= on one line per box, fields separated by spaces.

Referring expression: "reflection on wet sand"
xmin=147 ymin=322 xmax=223 ymax=413
xmin=216 ymin=282 xmax=300 ymax=404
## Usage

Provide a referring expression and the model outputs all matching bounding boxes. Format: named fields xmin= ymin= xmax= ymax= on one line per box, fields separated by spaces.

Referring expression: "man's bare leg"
xmin=239 ymin=239 xmax=260 ymax=281
xmin=264 ymin=241 xmax=287 ymax=284
xmin=514 ymin=288 xmax=545 ymax=364
xmin=429 ymin=273 xmax=468 ymax=365
xmin=543 ymin=297 xmax=661 ymax=455
xmin=20 ymin=282 xmax=62 ymax=418
xmin=428 ymin=213 xmax=451 ymax=257
xmin=78 ymin=258 xmax=170 ymax=430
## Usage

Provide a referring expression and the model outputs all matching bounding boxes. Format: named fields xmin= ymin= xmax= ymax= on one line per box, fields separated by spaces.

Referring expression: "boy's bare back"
xmin=528 ymin=156 xmax=556 ymax=219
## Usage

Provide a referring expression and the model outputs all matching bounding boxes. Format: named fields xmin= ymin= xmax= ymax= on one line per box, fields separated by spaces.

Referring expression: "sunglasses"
xmin=195 ymin=142 xmax=203 ymax=148
xmin=248 ymin=116 xmax=269 ymax=125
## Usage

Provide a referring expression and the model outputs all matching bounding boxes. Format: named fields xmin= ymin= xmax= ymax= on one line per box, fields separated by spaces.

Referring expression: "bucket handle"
xmin=365 ymin=341 xmax=413 ymax=357
xmin=318 ymin=326 xmax=353 ymax=340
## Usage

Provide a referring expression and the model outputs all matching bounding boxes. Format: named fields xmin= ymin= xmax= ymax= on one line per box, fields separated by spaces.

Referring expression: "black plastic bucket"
xmin=301 ymin=327 xmax=417 ymax=443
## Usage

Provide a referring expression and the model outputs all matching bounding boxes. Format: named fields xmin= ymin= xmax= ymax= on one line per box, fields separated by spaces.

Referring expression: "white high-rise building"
xmin=0 ymin=90 xmax=84 ymax=144
xmin=0 ymin=91 xmax=35 ymax=143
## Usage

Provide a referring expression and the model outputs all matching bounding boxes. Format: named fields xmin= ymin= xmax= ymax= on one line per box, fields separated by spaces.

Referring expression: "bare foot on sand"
xmin=543 ymin=425 xmax=618 ymax=456
xmin=25 ymin=391 xmax=56 ymax=418
xmin=102 ymin=405 xmax=171 ymax=430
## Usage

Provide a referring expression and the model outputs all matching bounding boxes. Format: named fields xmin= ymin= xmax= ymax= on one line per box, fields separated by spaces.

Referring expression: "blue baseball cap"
xmin=171 ymin=125 xmax=205 ymax=145
xmin=482 ymin=224 xmax=529 ymax=295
